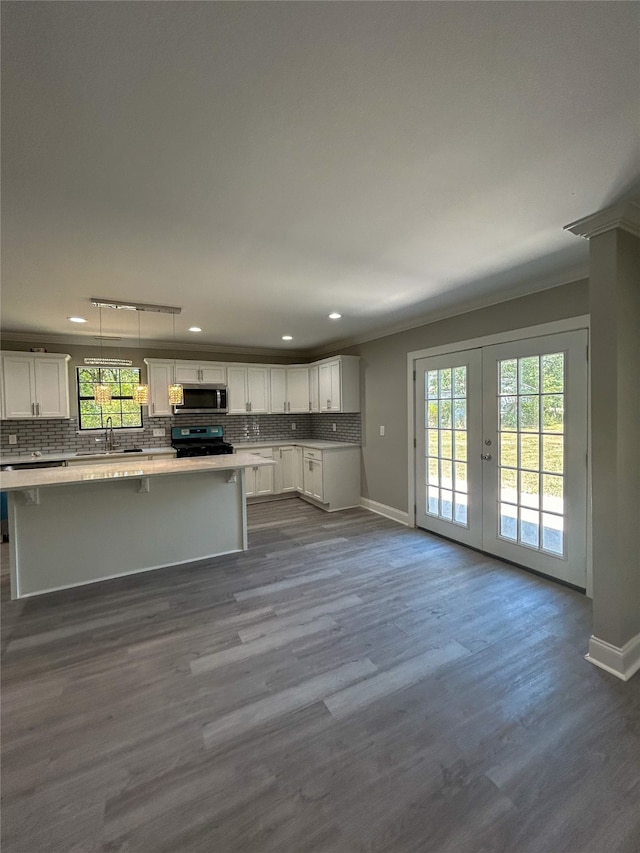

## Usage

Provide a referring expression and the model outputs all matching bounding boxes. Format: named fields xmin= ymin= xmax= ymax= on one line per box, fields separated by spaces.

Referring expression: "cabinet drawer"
xmin=303 ymin=448 xmax=322 ymax=461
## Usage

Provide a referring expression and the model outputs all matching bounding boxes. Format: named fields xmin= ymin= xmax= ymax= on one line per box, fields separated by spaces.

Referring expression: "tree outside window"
xmin=77 ymin=367 xmax=143 ymax=430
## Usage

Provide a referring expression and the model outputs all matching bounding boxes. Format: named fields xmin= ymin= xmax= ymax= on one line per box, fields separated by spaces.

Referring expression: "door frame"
xmin=407 ymin=315 xmax=592 ymax=595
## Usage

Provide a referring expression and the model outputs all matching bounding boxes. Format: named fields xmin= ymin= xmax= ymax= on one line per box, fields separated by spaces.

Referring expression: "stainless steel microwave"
xmin=173 ymin=384 xmax=229 ymax=414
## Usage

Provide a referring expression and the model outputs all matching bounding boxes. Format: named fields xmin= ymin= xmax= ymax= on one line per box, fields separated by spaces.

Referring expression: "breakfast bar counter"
xmin=1 ymin=453 xmax=275 ymax=599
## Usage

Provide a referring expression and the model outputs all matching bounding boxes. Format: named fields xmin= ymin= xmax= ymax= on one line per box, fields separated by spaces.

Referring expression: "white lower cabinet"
xmin=244 ymin=448 xmax=274 ymax=497
xmin=302 ymin=448 xmax=324 ymax=502
xmin=300 ymin=445 xmax=361 ymax=511
xmin=294 ymin=446 xmax=304 ymax=491
xmin=242 ymin=443 xmax=359 ymax=511
xmin=275 ymin=445 xmax=297 ymax=493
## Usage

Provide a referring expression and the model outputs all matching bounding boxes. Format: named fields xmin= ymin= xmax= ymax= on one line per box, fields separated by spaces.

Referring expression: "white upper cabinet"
xmin=145 ymin=360 xmax=174 ymax=416
xmin=227 ymin=366 xmax=269 ymax=414
xmin=269 ymin=368 xmax=288 ymax=413
xmin=287 ymin=367 xmax=310 ymax=412
xmin=143 ymin=356 xmax=359 ymax=417
xmin=317 ymin=356 xmax=360 ymax=413
xmin=309 ymin=365 xmax=319 ymax=413
xmin=319 ymin=361 xmax=340 ymax=412
xmin=269 ymin=366 xmax=310 ymax=414
xmin=174 ymin=361 xmax=226 ymax=385
xmin=1 ymin=352 xmax=70 ymax=419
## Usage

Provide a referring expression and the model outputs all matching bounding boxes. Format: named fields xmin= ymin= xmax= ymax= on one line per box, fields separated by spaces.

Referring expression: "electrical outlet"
xmin=291 ymin=422 xmax=296 ymax=430
xmin=8 ymin=434 xmax=18 ymax=445
xmin=152 ymin=428 xmax=165 ymax=437
xmin=331 ymin=423 xmax=337 ymax=432
xmin=379 ymin=425 xmax=385 ymax=436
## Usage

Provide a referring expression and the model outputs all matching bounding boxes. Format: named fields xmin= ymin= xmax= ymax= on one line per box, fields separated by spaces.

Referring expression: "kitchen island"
xmin=1 ymin=453 xmax=274 ymax=599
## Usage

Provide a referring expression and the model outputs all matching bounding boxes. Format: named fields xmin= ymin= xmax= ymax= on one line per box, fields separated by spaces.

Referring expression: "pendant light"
xmin=168 ymin=312 xmax=184 ymax=405
xmin=131 ymin=311 xmax=150 ymax=405
xmin=93 ymin=306 xmax=113 ymax=406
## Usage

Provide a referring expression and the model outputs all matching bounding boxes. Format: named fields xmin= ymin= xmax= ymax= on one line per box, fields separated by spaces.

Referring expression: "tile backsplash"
xmin=0 ymin=412 xmax=361 ymax=457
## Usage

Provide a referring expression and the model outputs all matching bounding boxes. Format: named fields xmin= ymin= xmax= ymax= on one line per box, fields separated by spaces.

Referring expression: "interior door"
xmin=414 ymin=330 xmax=588 ymax=588
xmin=415 ymin=350 xmax=483 ymax=548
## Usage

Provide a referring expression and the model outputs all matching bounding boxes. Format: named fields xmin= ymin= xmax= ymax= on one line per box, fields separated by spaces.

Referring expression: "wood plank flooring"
xmin=2 ymin=500 xmax=639 ymax=852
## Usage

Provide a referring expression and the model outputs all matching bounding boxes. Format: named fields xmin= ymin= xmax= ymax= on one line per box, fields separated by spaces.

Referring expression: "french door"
xmin=415 ymin=331 xmax=588 ymax=588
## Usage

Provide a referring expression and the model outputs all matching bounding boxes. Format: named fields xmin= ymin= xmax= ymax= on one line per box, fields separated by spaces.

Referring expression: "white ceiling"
xmin=2 ymin=2 xmax=639 ymax=355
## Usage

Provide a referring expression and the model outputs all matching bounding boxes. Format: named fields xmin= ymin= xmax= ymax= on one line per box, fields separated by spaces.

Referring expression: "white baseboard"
xmin=585 ymin=632 xmax=640 ymax=682
xmin=360 ymin=497 xmax=409 ymax=526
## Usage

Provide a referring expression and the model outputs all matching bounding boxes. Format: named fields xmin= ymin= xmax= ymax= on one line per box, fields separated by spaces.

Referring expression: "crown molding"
xmin=0 ymin=331 xmax=309 ymax=360
xmin=564 ymin=201 xmax=640 ymax=240
xmin=308 ymin=266 xmax=589 ymax=357
xmin=1 ymin=264 xmax=590 ymax=361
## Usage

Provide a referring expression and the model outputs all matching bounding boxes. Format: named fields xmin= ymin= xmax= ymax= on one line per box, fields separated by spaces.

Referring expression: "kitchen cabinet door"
xmin=295 ymin=446 xmax=304 ymax=491
xmin=34 ymin=359 xmax=69 ymax=418
xmin=146 ymin=361 xmax=174 ymax=416
xmin=2 ymin=356 xmax=35 ymax=418
xmin=303 ymin=452 xmax=324 ymax=501
xmin=276 ymin=446 xmax=297 ymax=493
xmin=319 ymin=361 xmax=341 ymax=412
xmin=245 ymin=449 xmax=274 ymax=497
xmin=174 ymin=362 xmax=226 ymax=384
xmin=309 ymin=365 xmax=319 ymax=413
xmin=287 ymin=367 xmax=310 ymax=413
xmin=200 ymin=365 xmax=226 ymax=384
xmin=269 ymin=369 xmax=288 ymax=414
xmin=227 ymin=367 xmax=249 ymax=414
xmin=247 ymin=368 xmax=269 ymax=414
xmin=174 ymin=362 xmax=201 ymax=384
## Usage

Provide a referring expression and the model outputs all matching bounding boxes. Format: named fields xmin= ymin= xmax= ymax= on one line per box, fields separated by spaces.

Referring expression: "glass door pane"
xmin=482 ymin=330 xmax=588 ymax=588
xmin=415 ymin=350 xmax=482 ymax=550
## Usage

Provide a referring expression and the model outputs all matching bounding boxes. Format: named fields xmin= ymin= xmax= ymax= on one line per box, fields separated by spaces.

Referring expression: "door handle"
xmin=481 ymin=453 xmax=492 ymax=461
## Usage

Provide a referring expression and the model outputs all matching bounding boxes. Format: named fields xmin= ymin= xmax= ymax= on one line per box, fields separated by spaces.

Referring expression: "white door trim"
xmin=407 ymin=315 xmax=591 ymax=591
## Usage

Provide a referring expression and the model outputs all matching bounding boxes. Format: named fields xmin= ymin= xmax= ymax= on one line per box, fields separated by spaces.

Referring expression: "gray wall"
xmin=341 ymin=279 xmax=589 ymax=513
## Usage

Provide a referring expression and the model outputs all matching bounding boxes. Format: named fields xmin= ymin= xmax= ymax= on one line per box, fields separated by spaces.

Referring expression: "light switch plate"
xmin=8 ymin=434 xmax=17 ymax=445
xmin=152 ymin=428 xmax=165 ymax=437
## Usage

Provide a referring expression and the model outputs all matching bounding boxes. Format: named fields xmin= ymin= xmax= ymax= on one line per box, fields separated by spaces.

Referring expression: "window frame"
xmin=76 ymin=366 xmax=144 ymax=431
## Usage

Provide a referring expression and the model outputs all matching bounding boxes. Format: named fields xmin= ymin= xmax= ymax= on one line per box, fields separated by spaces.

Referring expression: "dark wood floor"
xmin=2 ymin=500 xmax=639 ymax=853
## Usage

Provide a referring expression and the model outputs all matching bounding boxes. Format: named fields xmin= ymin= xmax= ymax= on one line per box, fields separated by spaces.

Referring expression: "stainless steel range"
xmin=170 ymin=425 xmax=234 ymax=458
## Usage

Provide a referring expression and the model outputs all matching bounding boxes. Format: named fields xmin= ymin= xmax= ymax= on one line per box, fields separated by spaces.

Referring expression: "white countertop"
xmin=0 ymin=453 xmax=274 ymax=491
xmin=236 ymin=440 xmax=359 ymax=450
xmin=0 ymin=446 xmax=175 ymax=466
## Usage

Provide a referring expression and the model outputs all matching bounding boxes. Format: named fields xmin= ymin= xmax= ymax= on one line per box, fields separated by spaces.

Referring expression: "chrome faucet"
xmin=105 ymin=416 xmax=115 ymax=451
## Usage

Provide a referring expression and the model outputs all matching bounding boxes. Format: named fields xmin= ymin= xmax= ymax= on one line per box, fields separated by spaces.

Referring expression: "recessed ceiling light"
xmin=188 ymin=326 xmax=202 ymax=332
xmin=282 ymin=335 xmax=293 ymax=341
xmin=328 ymin=312 xmax=342 ymax=320
xmin=68 ymin=316 xmax=88 ymax=323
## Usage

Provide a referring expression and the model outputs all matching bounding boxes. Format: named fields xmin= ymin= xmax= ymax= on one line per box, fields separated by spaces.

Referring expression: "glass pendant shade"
xmin=132 ymin=383 xmax=150 ymax=405
xmin=168 ymin=383 xmax=184 ymax=405
xmin=93 ymin=383 xmax=112 ymax=405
